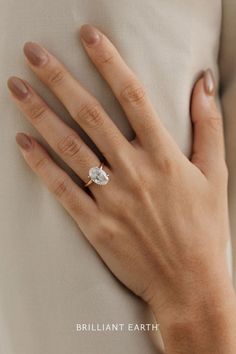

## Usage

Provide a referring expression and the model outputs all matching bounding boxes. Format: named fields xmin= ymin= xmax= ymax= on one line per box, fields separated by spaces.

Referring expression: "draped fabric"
xmin=0 ymin=1 xmax=234 ymax=353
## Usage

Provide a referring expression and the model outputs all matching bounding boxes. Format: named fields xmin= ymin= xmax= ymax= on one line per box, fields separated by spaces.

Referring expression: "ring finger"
xmin=23 ymin=41 xmax=130 ymax=164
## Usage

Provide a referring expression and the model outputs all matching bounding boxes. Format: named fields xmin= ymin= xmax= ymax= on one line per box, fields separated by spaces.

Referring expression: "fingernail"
xmin=203 ymin=68 xmax=215 ymax=96
xmin=23 ymin=42 xmax=48 ymax=66
xmin=80 ymin=24 xmax=101 ymax=45
xmin=16 ymin=133 xmax=33 ymax=151
xmin=7 ymin=77 xmax=29 ymax=100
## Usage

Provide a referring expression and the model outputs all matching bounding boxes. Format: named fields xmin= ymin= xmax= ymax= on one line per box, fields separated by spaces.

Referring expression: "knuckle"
xmin=93 ymin=222 xmax=115 ymax=246
xmin=76 ymin=154 xmax=92 ymax=169
xmin=34 ymin=157 xmax=49 ymax=171
xmin=132 ymin=181 xmax=150 ymax=201
xmin=51 ymin=176 xmax=70 ymax=198
xmin=206 ymin=114 xmax=223 ymax=132
xmin=128 ymin=170 xmax=151 ymax=200
xmin=30 ymin=103 xmax=48 ymax=123
xmin=120 ymin=80 xmax=146 ymax=105
xmin=140 ymin=115 xmax=158 ymax=135
xmin=96 ymin=49 xmax=114 ymax=65
xmin=156 ymin=156 xmax=176 ymax=177
xmin=77 ymin=103 xmax=104 ymax=129
xmin=47 ymin=68 xmax=65 ymax=87
xmin=57 ymin=134 xmax=83 ymax=160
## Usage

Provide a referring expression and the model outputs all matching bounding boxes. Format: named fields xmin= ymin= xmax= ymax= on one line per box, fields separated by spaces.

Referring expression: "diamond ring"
xmin=84 ymin=163 xmax=109 ymax=187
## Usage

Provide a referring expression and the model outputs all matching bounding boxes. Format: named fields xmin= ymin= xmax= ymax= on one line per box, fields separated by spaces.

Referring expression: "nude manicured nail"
xmin=16 ymin=133 xmax=32 ymax=151
xmin=23 ymin=42 xmax=48 ymax=66
xmin=7 ymin=77 xmax=29 ymax=100
xmin=203 ymin=68 xmax=215 ymax=96
xmin=80 ymin=24 xmax=101 ymax=45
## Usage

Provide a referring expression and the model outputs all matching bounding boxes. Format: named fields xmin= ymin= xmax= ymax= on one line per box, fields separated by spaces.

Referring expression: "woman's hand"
xmin=7 ymin=24 xmax=236 ymax=353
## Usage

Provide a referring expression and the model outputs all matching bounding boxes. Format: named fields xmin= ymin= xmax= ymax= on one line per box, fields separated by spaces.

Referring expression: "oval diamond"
xmin=89 ymin=166 xmax=109 ymax=185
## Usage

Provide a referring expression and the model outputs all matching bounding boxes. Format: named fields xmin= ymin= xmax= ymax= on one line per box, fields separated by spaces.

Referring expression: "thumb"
xmin=190 ymin=69 xmax=226 ymax=179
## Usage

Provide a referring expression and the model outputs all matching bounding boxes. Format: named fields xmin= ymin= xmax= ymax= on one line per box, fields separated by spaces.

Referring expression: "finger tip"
xmin=23 ymin=41 xmax=40 ymax=53
xmin=23 ymin=41 xmax=31 ymax=49
xmin=191 ymin=69 xmax=218 ymax=122
xmin=192 ymin=69 xmax=213 ymax=99
xmin=79 ymin=24 xmax=102 ymax=46
xmin=7 ymin=76 xmax=24 ymax=97
xmin=7 ymin=75 xmax=19 ymax=88
xmin=15 ymin=132 xmax=27 ymax=143
xmin=15 ymin=132 xmax=33 ymax=151
xmin=79 ymin=24 xmax=90 ymax=38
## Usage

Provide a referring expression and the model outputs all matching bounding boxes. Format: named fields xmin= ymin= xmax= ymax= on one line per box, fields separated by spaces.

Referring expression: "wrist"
xmin=156 ymin=291 xmax=236 ymax=354
xmin=150 ymin=264 xmax=236 ymax=353
xmin=159 ymin=297 xmax=236 ymax=354
xmin=150 ymin=255 xmax=232 ymax=319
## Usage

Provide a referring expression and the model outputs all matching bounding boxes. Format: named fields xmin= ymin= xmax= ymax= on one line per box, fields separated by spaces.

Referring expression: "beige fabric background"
xmin=0 ymin=0 xmax=234 ymax=353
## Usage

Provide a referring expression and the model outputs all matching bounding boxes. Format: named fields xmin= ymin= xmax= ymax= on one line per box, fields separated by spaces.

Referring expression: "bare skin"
xmin=7 ymin=24 xmax=236 ymax=353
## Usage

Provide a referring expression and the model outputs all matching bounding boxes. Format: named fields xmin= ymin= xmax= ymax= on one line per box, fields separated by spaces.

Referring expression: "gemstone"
xmin=89 ymin=166 xmax=109 ymax=185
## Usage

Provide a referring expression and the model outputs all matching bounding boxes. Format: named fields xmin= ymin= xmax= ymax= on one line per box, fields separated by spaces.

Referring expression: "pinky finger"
xmin=15 ymin=132 xmax=96 ymax=227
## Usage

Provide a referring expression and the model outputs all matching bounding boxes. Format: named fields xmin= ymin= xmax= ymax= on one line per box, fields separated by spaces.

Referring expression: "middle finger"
xmin=23 ymin=42 xmax=130 ymax=164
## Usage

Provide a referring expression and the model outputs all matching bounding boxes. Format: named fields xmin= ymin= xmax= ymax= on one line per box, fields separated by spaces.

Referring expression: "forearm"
xmin=151 ymin=269 xmax=236 ymax=354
